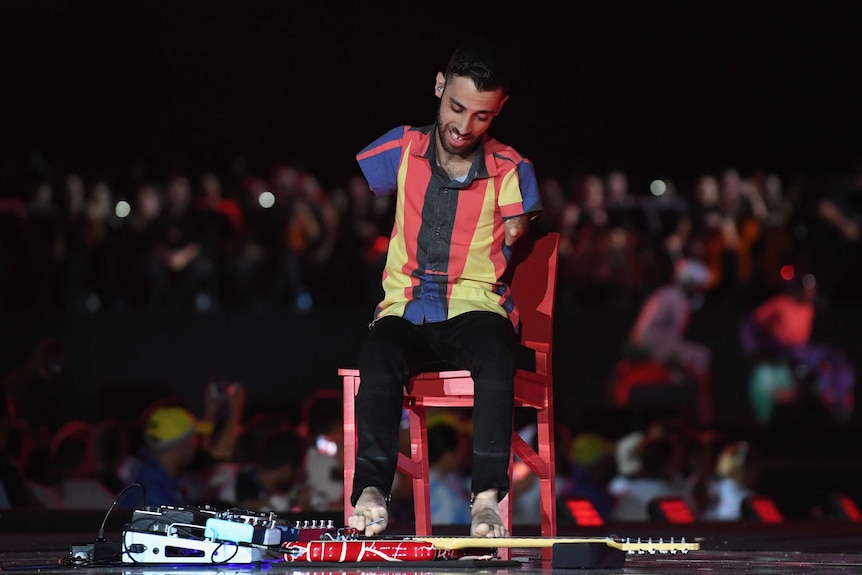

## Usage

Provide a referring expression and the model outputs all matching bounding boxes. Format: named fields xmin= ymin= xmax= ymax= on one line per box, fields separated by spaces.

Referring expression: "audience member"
xmin=686 ymin=173 xmax=737 ymax=304
xmin=227 ymin=175 xmax=271 ymax=309
xmin=620 ymin=258 xmax=715 ymax=424
xmin=208 ymin=428 xmax=307 ymax=512
xmin=21 ymin=178 xmax=63 ymax=310
xmin=116 ymin=404 xmax=214 ymax=509
xmin=232 ymin=410 xmax=295 ymax=464
xmin=299 ymin=389 xmax=344 ymax=513
xmin=266 ymin=163 xmax=324 ymax=312
xmin=749 ymin=172 xmax=797 ymax=300
xmin=606 ymin=430 xmax=645 ymax=503
xmin=116 ymin=180 xmax=165 ymax=309
xmin=27 ymin=419 xmax=117 ymax=509
xmin=192 ymin=171 xmax=246 ymax=309
xmin=0 ymin=452 xmax=33 ymax=509
xmin=324 ymin=174 xmax=393 ymax=306
xmin=426 ymin=420 xmax=472 ymax=525
xmin=739 ymin=271 xmax=855 ymax=423
xmin=609 ymin=432 xmax=692 ymax=522
xmin=1 ymin=336 xmax=71 ymax=480
xmin=63 ymin=178 xmax=122 ymax=313
xmin=702 ymin=440 xmax=761 ymax=521
xmin=510 ymin=421 xmax=573 ymax=526
xmin=810 ymin=166 xmax=862 ymax=302
xmin=0 ymin=386 xmax=39 ymax=508
xmin=0 ymin=187 xmax=30 ymax=314
xmin=641 ymin=177 xmax=691 ymax=291
xmin=559 ymin=432 xmax=616 ymax=521
xmin=686 ymin=168 xmax=766 ymax=307
xmin=557 ymin=172 xmax=640 ymax=309
xmin=116 ymin=382 xmax=244 ymax=510
xmin=149 ymin=172 xmax=212 ymax=311
xmin=718 ymin=168 xmax=768 ymax=302
xmin=681 ymin=427 xmax=725 ymax=519
xmin=91 ymin=417 xmax=133 ymax=495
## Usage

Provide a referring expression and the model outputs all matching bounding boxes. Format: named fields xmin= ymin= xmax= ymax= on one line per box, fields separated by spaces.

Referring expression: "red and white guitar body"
xmin=281 ymin=539 xmax=463 ymax=562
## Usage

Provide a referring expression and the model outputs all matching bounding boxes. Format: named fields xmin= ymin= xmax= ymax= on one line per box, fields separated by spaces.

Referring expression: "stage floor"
xmin=2 ymin=520 xmax=862 ymax=575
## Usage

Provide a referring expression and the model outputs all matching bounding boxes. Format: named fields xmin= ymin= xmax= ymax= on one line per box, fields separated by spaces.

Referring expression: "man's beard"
xmin=436 ymin=113 xmax=478 ymax=158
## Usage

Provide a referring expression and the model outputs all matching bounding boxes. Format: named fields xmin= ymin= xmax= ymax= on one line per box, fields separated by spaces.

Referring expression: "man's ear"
xmin=495 ymin=95 xmax=509 ymax=116
xmin=435 ymin=72 xmax=446 ymax=98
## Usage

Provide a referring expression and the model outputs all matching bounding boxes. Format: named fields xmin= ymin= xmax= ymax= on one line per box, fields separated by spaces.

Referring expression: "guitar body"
xmin=282 ymin=540 xmax=463 ymax=562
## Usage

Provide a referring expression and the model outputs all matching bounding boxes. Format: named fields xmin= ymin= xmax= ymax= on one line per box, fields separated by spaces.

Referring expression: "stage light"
xmin=648 ymin=497 xmax=696 ymax=523
xmin=742 ymin=495 xmax=784 ymax=523
xmin=564 ymin=498 xmax=604 ymax=526
xmin=830 ymin=493 xmax=861 ymax=521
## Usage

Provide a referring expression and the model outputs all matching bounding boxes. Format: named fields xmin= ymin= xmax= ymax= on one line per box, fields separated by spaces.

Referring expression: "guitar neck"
xmin=407 ymin=536 xmax=700 ymax=553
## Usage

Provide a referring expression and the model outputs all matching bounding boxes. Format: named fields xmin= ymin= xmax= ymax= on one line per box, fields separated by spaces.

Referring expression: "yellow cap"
xmin=145 ymin=406 xmax=213 ymax=446
xmin=569 ymin=432 xmax=614 ymax=468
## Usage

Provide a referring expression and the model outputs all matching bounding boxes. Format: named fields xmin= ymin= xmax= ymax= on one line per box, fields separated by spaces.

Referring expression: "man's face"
xmin=435 ymin=73 xmax=507 ymax=158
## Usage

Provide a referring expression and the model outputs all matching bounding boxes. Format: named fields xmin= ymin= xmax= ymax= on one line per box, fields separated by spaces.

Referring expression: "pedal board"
xmin=119 ymin=505 xmax=335 ymax=564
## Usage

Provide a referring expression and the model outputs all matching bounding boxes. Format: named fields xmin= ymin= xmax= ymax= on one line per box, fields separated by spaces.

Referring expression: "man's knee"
xmin=467 ymin=313 xmax=516 ymax=356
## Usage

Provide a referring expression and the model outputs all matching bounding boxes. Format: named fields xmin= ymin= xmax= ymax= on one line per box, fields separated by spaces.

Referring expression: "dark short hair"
xmin=445 ymin=38 xmax=512 ymax=94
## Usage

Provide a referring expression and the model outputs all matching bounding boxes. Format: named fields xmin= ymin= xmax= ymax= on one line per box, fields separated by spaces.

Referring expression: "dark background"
xmin=3 ymin=2 xmax=861 ymax=193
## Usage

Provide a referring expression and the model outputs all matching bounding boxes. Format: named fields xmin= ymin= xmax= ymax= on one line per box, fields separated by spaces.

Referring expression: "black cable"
xmin=52 ymin=484 xmax=148 ymax=569
xmin=211 ymin=540 xmax=240 ymax=564
xmin=98 ymin=482 xmax=145 ymax=541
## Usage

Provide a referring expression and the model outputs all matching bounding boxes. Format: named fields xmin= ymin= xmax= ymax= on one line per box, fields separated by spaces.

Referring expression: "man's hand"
xmin=503 ymin=215 xmax=529 ymax=246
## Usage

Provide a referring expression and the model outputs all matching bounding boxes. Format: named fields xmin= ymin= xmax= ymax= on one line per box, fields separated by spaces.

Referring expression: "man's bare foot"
xmin=347 ymin=487 xmax=389 ymax=537
xmin=470 ymin=489 xmax=509 ymax=538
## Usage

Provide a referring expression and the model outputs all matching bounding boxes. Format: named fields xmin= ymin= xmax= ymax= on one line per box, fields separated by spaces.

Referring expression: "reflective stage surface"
xmin=2 ymin=517 xmax=862 ymax=575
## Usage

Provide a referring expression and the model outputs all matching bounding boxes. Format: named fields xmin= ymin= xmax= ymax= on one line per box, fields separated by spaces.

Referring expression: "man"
xmin=300 ymin=390 xmax=345 ymax=512
xmin=116 ymin=404 xmax=214 ymax=509
xmin=625 ymin=258 xmax=714 ymax=424
xmin=117 ymin=383 xmax=244 ymax=509
xmin=740 ymin=272 xmax=855 ymax=423
xmin=209 ymin=429 xmax=307 ymax=512
xmin=347 ymin=38 xmax=542 ymax=538
xmin=426 ymin=419 xmax=472 ymax=526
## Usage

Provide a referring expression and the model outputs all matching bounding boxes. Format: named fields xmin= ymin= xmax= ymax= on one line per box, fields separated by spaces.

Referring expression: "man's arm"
xmin=818 ymin=197 xmax=860 ymax=241
xmin=503 ymin=214 xmax=529 ymax=246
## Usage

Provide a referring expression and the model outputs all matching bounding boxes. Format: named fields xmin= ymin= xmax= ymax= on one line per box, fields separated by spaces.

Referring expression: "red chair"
xmin=341 ymin=231 xmax=560 ymax=546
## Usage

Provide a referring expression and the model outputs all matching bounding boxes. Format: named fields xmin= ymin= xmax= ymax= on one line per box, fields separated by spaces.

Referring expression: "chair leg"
xmin=537 ymin=406 xmax=557 ymax=561
xmin=407 ymin=406 xmax=432 ymax=536
xmin=498 ymin=454 xmax=514 ymax=561
xmin=536 ymin=407 xmax=558 ymax=539
xmin=342 ymin=372 xmax=359 ymax=523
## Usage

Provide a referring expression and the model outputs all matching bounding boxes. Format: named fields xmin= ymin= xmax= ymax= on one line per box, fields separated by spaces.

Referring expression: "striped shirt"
xmin=356 ymin=124 xmax=542 ymax=330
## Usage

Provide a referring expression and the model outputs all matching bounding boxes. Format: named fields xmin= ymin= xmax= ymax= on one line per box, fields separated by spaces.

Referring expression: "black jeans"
xmin=351 ymin=311 xmax=517 ymax=507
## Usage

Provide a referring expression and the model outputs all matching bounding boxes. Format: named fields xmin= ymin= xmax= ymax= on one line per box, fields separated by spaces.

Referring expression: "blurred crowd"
xmin=0 ymin=159 xmax=395 ymax=315
xmin=543 ymin=164 xmax=862 ymax=313
xmin=0 ymin=368 xmax=347 ymax=516
xmin=2 ymin=153 xmax=862 ymax=521
xmin=2 ymin=155 xmax=862 ymax=317
xmin=0 ymin=355 xmax=854 ymax=525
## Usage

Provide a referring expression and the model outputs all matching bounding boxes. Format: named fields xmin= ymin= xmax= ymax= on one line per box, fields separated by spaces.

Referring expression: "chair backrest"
xmin=501 ymin=231 xmax=560 ymax=357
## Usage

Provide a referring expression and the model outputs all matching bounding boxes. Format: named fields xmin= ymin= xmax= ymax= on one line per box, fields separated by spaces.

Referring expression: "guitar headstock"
xmin=610 ymin=536 xmax=700 ymax=554
xmin=285 ymin=518 xmax=339 ymax=542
